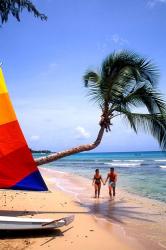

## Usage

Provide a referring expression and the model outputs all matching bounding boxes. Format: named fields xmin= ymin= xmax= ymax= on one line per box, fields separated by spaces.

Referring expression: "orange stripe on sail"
xmin=0 ymin=68 xmax=8 ymax=94
xmin=0 ymin=93 xmax=17 ymax=125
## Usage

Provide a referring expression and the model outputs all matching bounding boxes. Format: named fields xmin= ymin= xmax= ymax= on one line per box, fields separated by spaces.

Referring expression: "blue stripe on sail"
xmin=11 ymin=171 xmax=48 ymax=191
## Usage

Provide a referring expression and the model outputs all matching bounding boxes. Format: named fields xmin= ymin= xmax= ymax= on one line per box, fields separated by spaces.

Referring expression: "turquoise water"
xmin=35 ymin=151 xmax=166 ymax=202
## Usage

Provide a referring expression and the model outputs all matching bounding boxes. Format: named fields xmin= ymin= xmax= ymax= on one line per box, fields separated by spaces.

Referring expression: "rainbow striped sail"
xmin=0 ymin=68 xmax=48 ymax=191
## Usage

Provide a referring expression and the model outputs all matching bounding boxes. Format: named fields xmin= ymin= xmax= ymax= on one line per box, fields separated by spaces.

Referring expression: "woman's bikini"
xmin=94 ymin=175 xmax=101 ymax=185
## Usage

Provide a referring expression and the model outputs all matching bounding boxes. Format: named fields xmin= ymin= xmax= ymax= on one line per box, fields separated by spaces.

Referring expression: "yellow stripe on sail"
xmin=0 ymin=68 xmax=8 ymax=94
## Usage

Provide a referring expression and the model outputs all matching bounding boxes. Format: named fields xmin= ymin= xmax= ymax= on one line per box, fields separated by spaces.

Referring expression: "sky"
xmin=0 ymin=0 xmax=166 ymax=152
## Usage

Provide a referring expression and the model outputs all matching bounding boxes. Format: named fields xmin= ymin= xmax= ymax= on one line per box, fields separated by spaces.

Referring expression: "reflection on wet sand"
xmin=41 ymin=168 xmax=166 ymax=250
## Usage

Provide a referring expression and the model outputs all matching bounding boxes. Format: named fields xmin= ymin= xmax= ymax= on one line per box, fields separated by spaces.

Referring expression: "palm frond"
xmin=83 ymin=71 xmax=100 ymax=87
xmin=95 ymin=51 xmax=158 ymax=105
xmin=118 ymin=109 xmax=166 ymax=149
xmin=83 ymin=71 xmax=104 ymax=105
xmin=102 ymin=51 xmax=159 ymax=85
xmin=0 ymin=0 xmax=47 ymax=23
xmin=120 ymin=85 xmax=166 ymax=114
xmin=83 ymin=50 xmax=166 ymax=150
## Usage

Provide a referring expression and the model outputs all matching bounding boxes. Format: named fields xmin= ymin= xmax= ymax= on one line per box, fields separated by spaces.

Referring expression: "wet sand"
xmin=0 ymin=167 xmax=165 ymax=250
xmin=41 ymin=167 xmax=166 ymax=250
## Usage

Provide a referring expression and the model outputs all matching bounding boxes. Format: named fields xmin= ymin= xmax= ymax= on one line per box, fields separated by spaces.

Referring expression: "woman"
xmin=92 ymin=169 xmax=104 ymax=198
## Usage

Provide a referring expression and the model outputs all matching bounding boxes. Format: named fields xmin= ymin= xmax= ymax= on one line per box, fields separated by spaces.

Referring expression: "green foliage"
xmin=0 ymin=0 xmax=47 ymax=24
xmin=84 ymin=50 xmax=166 ymax=149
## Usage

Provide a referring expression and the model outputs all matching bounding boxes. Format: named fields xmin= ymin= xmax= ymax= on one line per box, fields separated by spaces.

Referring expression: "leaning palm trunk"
xmin=36 ymin=50 xmax=166 ymax=165
xmin=35 ymin=126 xmax=105 ymax=166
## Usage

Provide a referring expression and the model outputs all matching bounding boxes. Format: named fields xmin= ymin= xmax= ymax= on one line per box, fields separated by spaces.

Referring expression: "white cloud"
xmin=97 ymin=35 xmax=129 ymax=53
xmin=49 ymin=62 xmax=58 ymax=69
xmin=147 ymin=0 xmax=166 ymax=8
xmin=40 ymin=62 xmax=58 ymax=77
xmin=75 ymin=126 xmax=91 ymax=139
xmin=30 ymin=135 xmax=40 ymax=141
xmin=111 ymin=34 xmax=129 ymax=46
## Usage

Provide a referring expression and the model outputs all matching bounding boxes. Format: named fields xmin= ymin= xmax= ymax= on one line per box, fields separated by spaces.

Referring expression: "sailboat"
xmin=0 ymin=67 xmax=74 ymax=230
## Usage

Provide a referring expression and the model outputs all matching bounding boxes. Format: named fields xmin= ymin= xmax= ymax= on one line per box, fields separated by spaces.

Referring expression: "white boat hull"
xmin=0 ymin=215 xmax=74 ymax=230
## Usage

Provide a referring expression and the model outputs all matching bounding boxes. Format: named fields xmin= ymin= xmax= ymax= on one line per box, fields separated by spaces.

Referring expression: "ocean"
xmin=34 ymin=151 xmax=166 ymax=203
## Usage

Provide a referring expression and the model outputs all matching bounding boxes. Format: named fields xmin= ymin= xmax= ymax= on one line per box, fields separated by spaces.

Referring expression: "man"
xmin=105 ymin=168 xmax=117 ymax=198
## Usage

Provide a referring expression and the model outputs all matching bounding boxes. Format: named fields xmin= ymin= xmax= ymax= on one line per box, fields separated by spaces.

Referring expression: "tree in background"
xmin=34 ymin=50 xmax=166 ymax=165
xmin=0 ymin=0 xmax=47 ymax=24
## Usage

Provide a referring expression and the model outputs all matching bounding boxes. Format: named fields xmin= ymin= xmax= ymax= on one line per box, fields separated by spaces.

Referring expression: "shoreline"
xmin=38 ymin=151 xmax=166 ymax=204
xmin=43 ymin=167 xmax=166 ymax=204
xmin=0 ymin=167 xmax=165 ymax=250
xmin=0 ymin=169 xmax=136 ymax=250
xmin=40 ymin=167 xmax=166 ymax=250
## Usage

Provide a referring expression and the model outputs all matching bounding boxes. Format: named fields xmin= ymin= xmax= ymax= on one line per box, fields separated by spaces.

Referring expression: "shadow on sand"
xmin=75 ymin=198 xmax=157 ymax=224
xmin=0 ymin=198 xmax=157 ymax=240
xmin=0 ymin=226 xmax=73 ymax=240
xmin=0 ymin=197 xmax=157 ymax=226
xmin=0 ymin=210 xmax=88 ymax=217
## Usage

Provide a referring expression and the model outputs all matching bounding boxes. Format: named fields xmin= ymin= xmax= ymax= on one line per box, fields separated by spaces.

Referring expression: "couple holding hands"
xmin=92 ymin=167 xmax=117 ymax=199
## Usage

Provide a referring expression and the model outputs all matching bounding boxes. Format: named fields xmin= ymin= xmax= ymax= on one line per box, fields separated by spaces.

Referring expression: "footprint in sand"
xmin=158 ymin=241 xmax=166 ymax=249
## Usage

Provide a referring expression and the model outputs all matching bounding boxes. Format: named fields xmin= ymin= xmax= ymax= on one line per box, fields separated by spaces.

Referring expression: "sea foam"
xmin=155 ymin=159 xmax=166 ymax=162
xmin=160 ymin=165 xmax=166 ymax=169
xmin=104 ymin=162 xmax=141 ymax=167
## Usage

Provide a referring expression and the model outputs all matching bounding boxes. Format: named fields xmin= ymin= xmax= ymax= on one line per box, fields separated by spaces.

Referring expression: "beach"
xmin=1 ymin=0 xmax=166 ymax=249
xmin=0 ymin=166 xmax=165 ymax=250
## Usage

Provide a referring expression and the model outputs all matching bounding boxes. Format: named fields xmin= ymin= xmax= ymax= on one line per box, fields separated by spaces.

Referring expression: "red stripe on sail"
xmin=0 ymin=121 xmax=27 ymax=157
xmin=0 ymin=146 xmax=37 ymax=188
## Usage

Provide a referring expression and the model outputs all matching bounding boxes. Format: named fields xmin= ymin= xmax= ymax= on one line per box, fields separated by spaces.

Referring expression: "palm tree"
xmin=0 ymin=0 xmax=47 ymax=24
xmin=35 ymin=50 xmax=166 ymax=166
